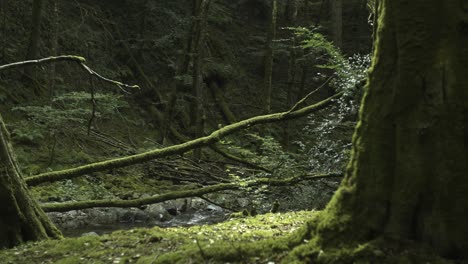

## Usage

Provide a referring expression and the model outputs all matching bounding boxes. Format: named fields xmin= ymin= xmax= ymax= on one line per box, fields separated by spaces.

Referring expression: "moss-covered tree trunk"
xmin=0 ymin=114 xmax=61 ymax=248
xmin=290 ymin=0 xmax=468 ymax=261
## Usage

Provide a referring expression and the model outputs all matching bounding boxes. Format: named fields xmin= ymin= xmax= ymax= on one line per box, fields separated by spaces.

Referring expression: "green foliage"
xmin=290 ymin=26 xmax=344 ymax=70
xmin=11 ymin=126 xmax=45 ymax=144
xmin=11 ymin=92 xmax=128 ymax=142
xmin=282 ymin=25 xmax=370 ymax=174
xmin=298 ymin=54 xmax=370 ymax=173
xmin=32 ymin=177 xmax=112 ymax=203
xmin=219 ymin=132 xmax=313 ymax=211
xmin=246 ymin=133 xmax=304 ymax=177
xmin=53 ymin=92 xmax=128 ymax=115
xmin=291 ymin=26 xmax=369 ymax=95
xmin=293 ymin=27 xmax=340 ymax=58
xmin=220 ymin=132 xmax=305 ymax=180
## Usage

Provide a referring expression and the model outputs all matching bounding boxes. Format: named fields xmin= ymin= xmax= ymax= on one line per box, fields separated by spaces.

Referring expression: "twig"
xmin=210 ymin=145 xmax=272 ymax=173
xmin=80 ymin=63 xmax=138 ymax=93
xmin=195 ymin=239 xmax=208 ymax=263
xmin=287 ymin=75 xmax=334 ymax=113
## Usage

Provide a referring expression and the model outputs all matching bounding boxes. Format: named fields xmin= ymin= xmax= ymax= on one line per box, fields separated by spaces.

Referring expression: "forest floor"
xmin=0 ymin=210 xmax=315 ymax=264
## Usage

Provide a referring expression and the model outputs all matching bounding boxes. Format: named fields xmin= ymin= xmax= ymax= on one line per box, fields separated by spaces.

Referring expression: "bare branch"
xmin=80 ymin=63 xmax=139 ymax=92
xmin=0 ymin=55 xmax=85 ymax=70
xmin=26 ymin=91 xmax=343 ymax=186
xmin=0 ymin=55 xmax=139 ymax=90
xmin=210 ymin=145 xmax=272 ymax=173
xmin=168 ymin=126 xmax=271 ymax=173
xmin=287 ymin=75 xmax=334 ymax=113
xmin=41 ymin=172 xmax=342 ymax=212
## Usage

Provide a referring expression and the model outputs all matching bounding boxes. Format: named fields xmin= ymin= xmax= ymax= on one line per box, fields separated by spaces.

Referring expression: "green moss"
xmin=0 ymin=209 xmax=456 ymax=263
xmin=284 ymin=236 xmax=453 ymax=264
xmin=0 ymin=211 xmax=317 ymax=264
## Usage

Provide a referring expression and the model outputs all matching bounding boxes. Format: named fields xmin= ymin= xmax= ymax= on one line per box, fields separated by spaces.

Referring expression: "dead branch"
xmin=0 ymin=55 xmax=139 ymax=91
xmin=210 ymin=145 xmax=272 ymax=173
xmin=168 ymin=126 xmax=271 ymax=173
xmin=287 ymin=75 xmax=333 ymax=113
xmin=41 ymin=172 xmax=342 ymax=212
xmin=26 ymin=91 xmax=343 ymax=186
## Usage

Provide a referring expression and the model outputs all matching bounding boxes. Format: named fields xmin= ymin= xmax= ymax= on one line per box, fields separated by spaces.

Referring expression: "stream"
xmin=50 ymin=200 xmax=230 ymax=237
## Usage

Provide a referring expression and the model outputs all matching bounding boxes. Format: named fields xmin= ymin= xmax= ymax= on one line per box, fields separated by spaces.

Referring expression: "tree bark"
xmin=191 ymin=0 xmax=211 ymax=159
xmin=208 ymin=80 xmax=237 ymax=124
xmin=330 ymin=0 xmax=342 ymax=48
xmin=263 ymin=0 xmax=278 ymax=113
xmin=283 ymin=0 xmax=298 ymax=149
xmin=0 ymin=0 xmax=6 ymax=64
xmin=289 ymin=0 xmax=468 ymax=261
xmin=24 ymin=0 xmax=44 ymax=91
xmin=48 ymin=0 xmax=59 ymax=100
xmin=161 ymin=1 xmax=198 ymax=145
xmin=0 ymin=114 xmax=61 ymax=248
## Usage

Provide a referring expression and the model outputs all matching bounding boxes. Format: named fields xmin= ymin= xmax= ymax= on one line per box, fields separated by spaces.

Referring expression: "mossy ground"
xmin=0 ymin=209 xmax=452 ymax=264
xmin=0 ymin=210 xmax=315 ymax=264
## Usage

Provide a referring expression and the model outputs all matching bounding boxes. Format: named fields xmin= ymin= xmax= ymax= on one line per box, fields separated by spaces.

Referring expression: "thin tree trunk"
xmin=298 ymin=65 xmax=308 ymax=98
xmin=330 ymin=0 xmax=342 ymax=48
xmin=263 ymin=0 xmax=277 ymax=114
xmin=0 ymin=114 xmax=61 ymax=248
xmin=191 ymin=0 xmax=211 ymax=159
xmin=24 ymin=0 xmax=44 ymax=91
xmin=283 ymin=0 xmax=298 ymax=149
xmin=48 ymin=0 xmax=59 ymax=101
xmin=208 ymin=81 xmax=237 ymax=124
xmin=0 ymin=0 xmax=6 ymax=64
xmin=162 ymin=1 xmax=199 ymax=145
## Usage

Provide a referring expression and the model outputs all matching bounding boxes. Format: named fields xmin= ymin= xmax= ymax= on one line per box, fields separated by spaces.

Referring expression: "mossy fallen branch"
xmin=26 ymin=91 xmax=343 ymax=186
xmin=168 ymin=127 xmax=271 ymax=173
xmin=41 ymin=172 xmax=342 ymax=212
xmin=210 ymin=145 xmax=272 ymax=173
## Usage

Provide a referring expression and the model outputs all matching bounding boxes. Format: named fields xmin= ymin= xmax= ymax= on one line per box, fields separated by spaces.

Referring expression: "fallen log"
xmin=26 ymin=91 xmax=343 ymax=186
xmin=41 ymin=172 xmax=342 ymax=212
